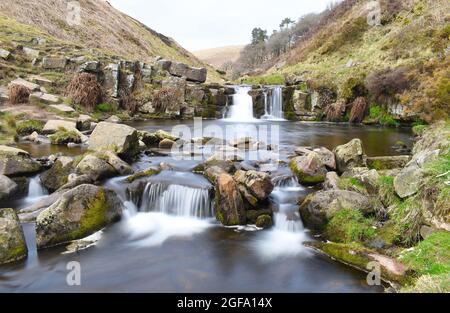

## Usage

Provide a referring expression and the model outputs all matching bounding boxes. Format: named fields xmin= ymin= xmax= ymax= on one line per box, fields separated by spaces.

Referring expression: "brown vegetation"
xmin=8 ymin=84 xmax=30 ymax=104
xmin=366 ymin=67 xmax=410 ymax=104
xmin=325 ymin=100 xmax=347 ymax=122
xmin=349 ymin=97 xmax=368 ymax=124
xmin=152 ymin=87 xmax=181 ymax=113
xmin=66 ymin=73 xmax=102 ymax=111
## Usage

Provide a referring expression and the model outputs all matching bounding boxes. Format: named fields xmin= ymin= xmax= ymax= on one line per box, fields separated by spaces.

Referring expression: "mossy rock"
xmin=16 ymin=120 xmax=44 ymax=136
xmin=49 ymin=130 xmax=82 ymax=145
xmin=0 ymin=208 xmax=28 ymax=265
xmin=126 ymin=166 xmax=161 ymax=183
xmin=256 ymin=215 xmax=273 ymax=229
xmin=325 ymin=208 xmax=375 ymax=243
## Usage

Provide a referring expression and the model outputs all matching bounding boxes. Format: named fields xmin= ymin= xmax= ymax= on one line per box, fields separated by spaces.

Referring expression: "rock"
xmin=0 ymin=174 xmax=18 ymax=200
xmin=324 ymin=171 xmax=340 ymax=190
xmin=299 ymin=190 xmax=373 ymax=230
xmin=35 ymin=184 xmax=123 ymax=249
xmin=169 ymin=62 xmax=207 ymax=83
xmin=30 ymin=92 xmax=60 ymax=103
xmin=0 ymin=208 xmax=27 ymax=264
xmin=155 ymin=130 xmax=179 ymax=142
xmin=157 ymin=59 xmax=172 ymax=71
xmin=42 ymin=57 xmax=67 ymax=70
xmin=76 ymin=155 xmax=116 ymax=181
xmin=367 ymin=156 xmax=411 ymax=170
xmin=104 ymin=63 xmax=120 ymax=98
xmin=394 ymin=165 xmax=423 ymax=198
xmin=10 ymin=78 xmax=40 ymax=91
xmin=29 ymin=75 xmax=53 ymax=86
xmin=139 ymin=102 xmax=156 ymax=114
xmin=215 ymin=173 xmax=246 ymax=226
xmin=345 ymin=168 xmax=380 ymax=194
xmin=31 ymin=37 xmax=46 ymax=45
xmin=139 ymin=131 xmax=160 ymax=147
xmin=22 ymin=47 xmax=40 ymax=59
xmin=313 ymin=147 xmax=336 ymax=170
xmin=420 ymin=225 xmax=438 ymax=239
xmin=289 ymin=152 xmax=328 ymax=184
xmin=76 ymin=115 xmax=93 ymax=131
xmin=49 ymin=104 xmax=75 ymax=113
xmin=42 ymin=120 xmax=77 ymax=134
xmin=98 ymin=151 xmax=133 ymax=175
xmin=0 ymin=145 xmax=41 ymax=176
xmin=79 ymin=61 xmax=100 ymax=73
xmin=234 ymin=170 xmax=274 ymax=202
xmin=256 ymin=215 xmax=273 ymax=229
xmin=159 ymin=138 xmax=176 ymax=149
xmin=105 ymin=115 xmax=122 ymax=123
xmin=333 ymin=139 xmax=366 ymax=174
xmin=89 ymin=122 xmax=140 ymax=159
xmin=0 ymin=48 xmax=11 ymax=60
xmin=40 ymin=156 xmax=74 ymax=192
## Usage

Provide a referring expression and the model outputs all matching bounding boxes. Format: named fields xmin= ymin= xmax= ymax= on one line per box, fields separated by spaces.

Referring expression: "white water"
xmin=261 ymin=86 xmax=285 ymax=121
xmin=225 ymin=86 xmax=258 ymax=122
xmin=23 ymin=176 xmax=48 ymax=204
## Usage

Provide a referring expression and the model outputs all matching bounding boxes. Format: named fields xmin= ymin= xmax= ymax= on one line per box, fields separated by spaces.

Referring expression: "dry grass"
xmin=325 ymin=100 xmax=347 ymax=122
xmin=8 ymin=84 xmax=30 ymax=104
xmin=152 ymin=87 xmax=181 ymax=113
xmin=349 ymin=97 xmax=368 ymax=124
xmin=66 ymin=73 xmax=102 ymax=111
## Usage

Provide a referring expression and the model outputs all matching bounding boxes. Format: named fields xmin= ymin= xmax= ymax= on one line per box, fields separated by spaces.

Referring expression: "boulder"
xmin=42 ymin=57 xmax=67 ymax=70
xmin=367 ymin=156 xmax=411 ymax=170
xmin=256 ymin=215 xmax=273 ymax=229
xmin=323 ymin=171 xmax=339 ymax=190
xmin=105 ymin=115 xmax=122 ymax=123
xmin=88 ymin=122 xmax=140 ymax=159
xmin=394 ymin=165 xmax=423 ymax=199
xmin=0 ymin=48 xmax=11 ymax=60
xmin=35 ymin=184 xmax=123 ymax=249
xmin=215 ymin=173 xmax=246 ymax=226
xmin=98 ymin=151 xmax=133 ymax=176
xmin=40 ymin=156 xmax=74 ymax=192
xmin=49 ymin=104 xmax=75 ymax=113
xmin=169 ymin=62 xmax=207 ymax=83
xmin=30 ymin=92 xmax=60 ymax=104
xmin=289 ymin=152 xmax=328 ymax=184
xmin=155 ymin=129 xmax=179 ymax=142
xmin=313 ymin=147 xmax=336 ymax=170
xmin=139 ymin=131 xmax=160 ymax=147
xmin=22 ymin=47 xmax=40 ymax=59
xmin=157 ymin=59 xmax=172 ymax=71
xmin=10 ymin=78 xmax=40 ymax=91
xmin=159 ymin=138 xmax=176 ymax=149
xmin=299 ymin=190 xmax=373 ymax=230
xmin=0 ymin=145 xmax=41 ymax=176
xmin=79 ymin=61 xmax=100 ymax=73
xmin=76 ymin=114 xmax=93 ymax=131
xmin=76 ymin=155 xmax=116 ymax=181
xmin=42 ymin=120 xmax=78 ymax=134
xmin=0 ymin=208 xmax=27 ymax=264
xmin=333 ymin=139 xmax=366 ymax=174
xmin=0 ymin=174 xmax=18 ymax=200
xmin=234 ymin=170 xmax=274 ymax=202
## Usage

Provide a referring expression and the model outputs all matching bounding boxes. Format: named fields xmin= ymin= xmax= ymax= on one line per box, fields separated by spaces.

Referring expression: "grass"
xmin=366 ymin=105 xmax=400 ymax=127
xmin=49 ymin=129 xmax=81 ymax=145
xmin=95 ymin=103 xmax=114 ymax=113
xmin=337 ymin=177 xmax=367 ymax=194
xmin=325 ymin=208 xmax=375 ymax=243
xmin=0 ymin=112 xmax=17 ymax=144
xmin=15 ymin=119 xmax=44 ymax=136
xmin=240 ymin=73 xmax=285 ymax=85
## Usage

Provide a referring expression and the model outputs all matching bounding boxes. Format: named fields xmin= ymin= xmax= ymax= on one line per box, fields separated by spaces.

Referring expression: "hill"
xmin=0 ymin=0 xmax=222 ymax=82
xmin=193 ymin=45 xmax=244 ymax=69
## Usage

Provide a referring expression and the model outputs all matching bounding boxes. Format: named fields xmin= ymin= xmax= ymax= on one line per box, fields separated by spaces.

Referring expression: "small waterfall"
xmin=272 ymin=175 xmax=299 ymax=188
xmin=26 ymin=176 xmax=48 ymax=202
xmin=262 ymin=86 xmax=284 ymax=121
xmin=225 ymin=86 xmax=257 ymax=122
xmin=139 ymin=183 xmax=213 ymax=219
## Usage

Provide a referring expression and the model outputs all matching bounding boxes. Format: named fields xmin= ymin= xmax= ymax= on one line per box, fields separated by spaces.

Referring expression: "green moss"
xmin=126 ymin=167 xmax=161 ymax=183
xmin=16 ymin=119 xmax=44 ymax=136
xmin=400 ymin=232 xmax=450 ymax=276
xmin=95 ymin=103 xmax=114 ymax=113
xmin=378 ymin=175 xmax=402 ymax=207
xmin=374 ymin=221 xmax=403 ymax=246
xmin=337 ymin=177 xmax=368 ymax=194
xmin=325 ymin=208 xmax=375 ymax=243
xmin=49 ymin=129 xmax=81 ymax=145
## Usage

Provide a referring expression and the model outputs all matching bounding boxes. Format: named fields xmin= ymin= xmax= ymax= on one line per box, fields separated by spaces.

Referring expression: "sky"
xmin=107 ymin=0 xmax=335 ymax=51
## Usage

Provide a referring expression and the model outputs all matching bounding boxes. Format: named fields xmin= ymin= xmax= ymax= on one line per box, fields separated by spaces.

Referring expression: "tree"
xmin=251 ymin=28 xmax=268 ymax=45
xmin=280 ymin=18 xmax=295 ymax=30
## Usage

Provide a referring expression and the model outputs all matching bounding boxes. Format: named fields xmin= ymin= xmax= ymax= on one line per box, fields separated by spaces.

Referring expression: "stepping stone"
xmin=49 ymin=104 xmax=75 ymax=113
xmin=0 ymin=48 xmax=11 ymax=60
xmin=10 ymin=78 xmax=41 ymax=91
xmin=29 ymin=75 xmax=53 ymax=86
xmin=31 ymin=92 xmax=59 ymax=103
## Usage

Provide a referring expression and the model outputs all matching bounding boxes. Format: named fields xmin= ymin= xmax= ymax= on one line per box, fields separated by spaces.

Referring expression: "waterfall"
xmin=225 ymin=86 xmax=258 ymax=122
xmin=261 ymin=86 xmax=285 ymax=121
xmin=24 ymin=176 xmax=48 ymax=204
xmin=139 ymin=182 xmax=213 ymax=219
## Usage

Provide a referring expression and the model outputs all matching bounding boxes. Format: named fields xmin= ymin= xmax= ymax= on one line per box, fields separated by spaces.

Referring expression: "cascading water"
xmin=23 ymin=176 xmax=48 ymax=204
xmin=261 ymin=86 xmax=285 ymax=121
xmin=226 ymin=86 xmax=258 ymax=122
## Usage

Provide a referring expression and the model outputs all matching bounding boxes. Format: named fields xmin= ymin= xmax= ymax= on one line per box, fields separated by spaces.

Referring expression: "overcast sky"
xmin=107 ymin=0 xmax=335 ymax=51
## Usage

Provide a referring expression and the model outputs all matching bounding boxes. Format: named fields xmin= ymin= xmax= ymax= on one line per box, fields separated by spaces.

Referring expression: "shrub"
xmin=8 ymin=84 xmax=30 ymax=104
xmin=66 ymin=73 xmax=102 ymax=111
xmin=152 ymin=87 xmax=182 ymax=113
xmin=325 ymin=208 xmax=375 ymax=243
xmin=367 ymin=104 xmax=399 ymax=126
xmin=16 ymin=119 xmax=44 ymax=136
xmin=325 ymin=100 xmax=347 ymax=122
xmin=95 ymin=103 xmax=113 ymax=112
xmin=49 ymin=129 xmax=81 ymax=145
xmin=366 ymin=67 xmax=410 ymax=104
xmin=349 ymin=97 xmax=368 ymax=124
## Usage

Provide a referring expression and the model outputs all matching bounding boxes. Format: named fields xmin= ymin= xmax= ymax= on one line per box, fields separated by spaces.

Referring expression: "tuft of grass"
xmin=325 ymin=208 xmax=376 ymax=243
xmin=338 ymin=177 xmax=367 ymax=194
xmin=95 ymin=103 xmax=113 ymax=113
xmin=16 ymin=119 xmax=44 ymax=136
xmin=49 ymin=129 xmax=81 ymax=145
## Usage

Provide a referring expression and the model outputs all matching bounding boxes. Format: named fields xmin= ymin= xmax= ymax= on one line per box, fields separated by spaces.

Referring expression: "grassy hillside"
xmin=0 ymin=0 xmax=222 ymax=82
xmin=249 ymin=0 xmax=450 ymax=122
xmin=194 ymin=45 xmax=244 ymax=69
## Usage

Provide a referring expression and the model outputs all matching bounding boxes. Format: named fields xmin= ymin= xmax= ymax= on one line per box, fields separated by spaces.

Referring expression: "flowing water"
xmin=261 ymin=86 xmax=285 ymax=121
xmin=225 ymin=86 xmax=258 ymax=122
xmin=0 ymin=117 xmax=414 ymax=293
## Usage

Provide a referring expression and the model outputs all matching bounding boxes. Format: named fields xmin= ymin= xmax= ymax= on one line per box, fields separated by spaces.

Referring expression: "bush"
xmin=49 ymin=129 xmax=81 ymax=145
xmin=349 ymin=97 xmax=368 ymax=124
xmin=66 ymin=73 xmax=102 ymax=111
xmin=325 ymin=208 xmax=375 ymax=243
xmin=366 ymin=67 xmax=410 ymax=104
xmin=325 ymin=100 xmax=346 ymax=122
xmin=16 ymin=119 xmax=44 ymax=136
xmin=8 ymin=84 xmax=30 ymax=104
xmin=95 ymin=103 xmax=113 ymax=112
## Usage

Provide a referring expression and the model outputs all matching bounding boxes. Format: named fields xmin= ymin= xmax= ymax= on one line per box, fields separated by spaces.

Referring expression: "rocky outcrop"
xmin=42 ymin=57 xmax=67 ymax=70
xmin=289 ymin=151 xmax=328 ymax=184
xmin=35 ymin=184 xmax=123 ymax=249
xmin=0 ymin=208 xmax=28 ymax=265
xmin=299 ymin=190 xmax=373 ymax=231
xmin=88 ymin=122 xmax=140 ymax=159
xmin=215 ymin=173 xmax=246 ymax=226
xmin=333 ymin=139 xmax=366 ymax=174
xmin=0 ymin=145 xmax=41 ymax=176
xmin=169 ymin=62 xmax=207 ymax=83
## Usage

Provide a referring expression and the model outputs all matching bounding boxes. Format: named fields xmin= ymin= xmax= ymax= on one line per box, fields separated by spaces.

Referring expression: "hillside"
xmin=241 ymin=0 xmax=450 ymax=123
xmin=193 ymin=45 xmax=244 ymax=69
xmin=0 ymin=0 xmax=222 ymax=82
